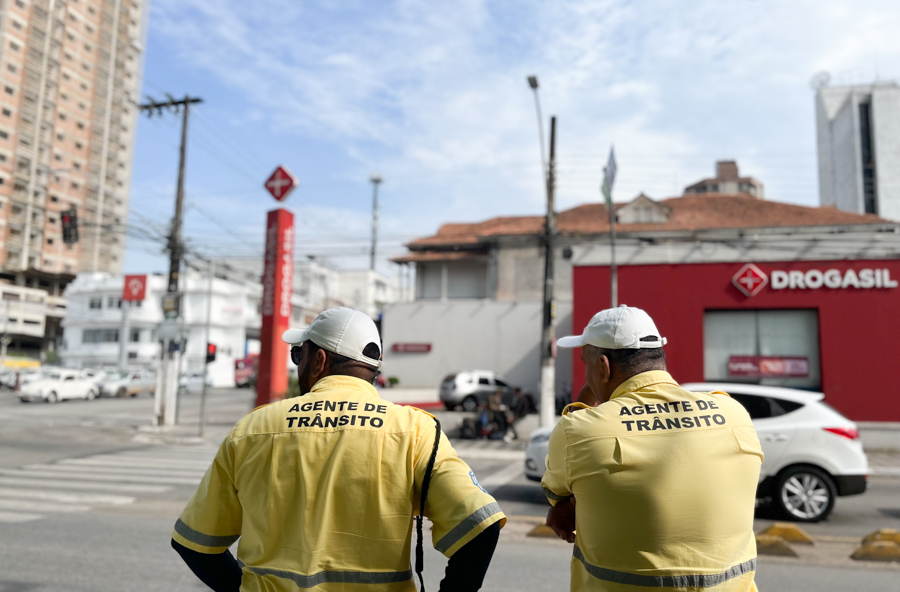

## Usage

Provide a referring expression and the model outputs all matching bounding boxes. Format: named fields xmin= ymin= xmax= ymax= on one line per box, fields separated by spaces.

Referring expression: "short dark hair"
xmin=597 ymin=336 xmax=666 ymax=375
xmin=307 ymin=340 xmax=381 ymax=383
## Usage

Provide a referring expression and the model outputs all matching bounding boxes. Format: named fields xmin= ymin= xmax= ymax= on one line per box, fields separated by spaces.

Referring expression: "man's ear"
xmin=599 ymin=354 xmax=612 ymax=384
xmin=312 ymin=348 xmax=329 ymax=378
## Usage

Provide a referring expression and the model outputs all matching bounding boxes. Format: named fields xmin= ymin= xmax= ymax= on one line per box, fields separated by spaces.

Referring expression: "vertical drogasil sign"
xmin=770 ymin=268 xmax=898 ymax=291
xmin=257 ymin=209 xmax=295 ymax=407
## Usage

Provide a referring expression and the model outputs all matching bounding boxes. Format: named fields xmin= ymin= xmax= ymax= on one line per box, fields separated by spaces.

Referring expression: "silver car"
xmin=99 ymin=369 xmax=157 ymax=398
xmin=439 ymin=370 xmax=515 ymax=412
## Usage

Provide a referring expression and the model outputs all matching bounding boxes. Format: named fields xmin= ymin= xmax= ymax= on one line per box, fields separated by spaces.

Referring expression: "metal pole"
xmin=369 ymin=175 xmax=382 ymax=271
xmin=117 ymin=301 xmax=130 ymax=371
xmin=539 ymin=117 xmax=558 ymax=427
xmin=199 ymin=260 xmax=214 ymax=437
xmin=609 ymin=175 xmax=618 ymax=308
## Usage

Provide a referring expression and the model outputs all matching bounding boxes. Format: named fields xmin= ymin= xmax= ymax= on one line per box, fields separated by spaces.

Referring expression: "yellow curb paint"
xmin=850 ymin=540 xmax=900 ymax=562
xmin=861 ymin=529 xmax=900 ymax=546
xmin=759 ymin=523 xmax=814 ymax=545
xmin=755 ymin=534 xmax=799 ymax=557
xmin=527 ymin=524 xmax=559 ymax=538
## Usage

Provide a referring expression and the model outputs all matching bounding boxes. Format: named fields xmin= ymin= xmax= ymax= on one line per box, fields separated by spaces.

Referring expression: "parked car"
xmin=439 ymin=370 xmax=515 ymax=412
xmin=179 ymin=371 xmax=212 ymax=394
xmin=234 ymin=356 xmax=257 ymax=388
xmin=0 ymin=370 xmax=16 ymax=389
xmin=99 ymin=369 xmax=156 ymax=398
xmin=525 ymin=383 xmax=868 ymax=522
xmin=18 ymin=368 xmax=98 ymax=403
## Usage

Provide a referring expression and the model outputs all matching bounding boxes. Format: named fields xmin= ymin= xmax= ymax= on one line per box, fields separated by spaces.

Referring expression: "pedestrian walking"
xmin=172 ymin=307 xmax=505 ymax=592
xmin=543 ymin=305 xmax=763 ymax=591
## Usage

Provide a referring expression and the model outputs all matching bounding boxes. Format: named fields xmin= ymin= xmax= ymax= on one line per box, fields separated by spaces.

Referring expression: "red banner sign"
xmin=122 ymin=275 xmax=147 ymax=301
xmin=391 ymin=343 xmax=432 ymax=353
xmin=256 ymin=209 xmax=294 ymax=406
xmin=728 ymin=356 xmax=809 ymax=378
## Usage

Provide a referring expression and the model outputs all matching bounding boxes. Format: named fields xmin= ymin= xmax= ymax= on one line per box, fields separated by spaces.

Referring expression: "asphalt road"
xmin=0 ymin=387 xmax=898 ymax=591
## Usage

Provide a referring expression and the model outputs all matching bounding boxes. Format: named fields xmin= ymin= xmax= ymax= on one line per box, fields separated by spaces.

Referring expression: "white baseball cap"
xmin=282 ymin=307 xmax=382 ymax=368
xmin=557 ymin=305 xmax=667 ymax=350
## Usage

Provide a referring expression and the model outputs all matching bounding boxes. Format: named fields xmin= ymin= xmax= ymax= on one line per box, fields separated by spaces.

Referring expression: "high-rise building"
xmin=0 ymin=0 xmax=147 ymax=360
xmin=815 ymin=81 xmax=900 ymax=220
xmin=683 ymin=160 xmax=764 ymax=198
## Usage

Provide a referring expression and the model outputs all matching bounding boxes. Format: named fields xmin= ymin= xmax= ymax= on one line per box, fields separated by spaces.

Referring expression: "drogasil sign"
xmin=733 ymin=263 xmax=898 ymax=297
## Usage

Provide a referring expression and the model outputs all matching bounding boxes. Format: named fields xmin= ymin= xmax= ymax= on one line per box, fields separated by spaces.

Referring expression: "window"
xmin=129 ymin=328 xmax=141 ymax=342
xmin=2 ymin=109 xmax=10 ymax=117
xmin=107 ymin=296 xmax=121 ymax=308
xmin=4 ymin=86 xmax=14 ymax=95
xmin=59 ymin=112 xmax=67 ymax=120
xmin=47 ymin=237 xmax=54 ymax=245
xmin=88 ymin=297 xmax=102 ymax=309
xmin=6 ymin=64 xmax=17 ymax=73
xmin=50 ymin=195 xmax=58 ymax=202
xmin=12 ymin=21 xmax=23 ymax=31
xmin=82 ymin=328 xmax=119 ymax=343
xmin=703 ymin=310 xmax=821 ymax=389
xmin=478 ymin=377 xmax=490 ymax=385
xmin=0 ymin=131 xmax=7 ymax=139
xmin=729 ymin=394 xmax=804 ymax=420
xmin=10 ymin=42 xmax=20 ymax=52
xmin=76 ymin=121 xmax=84 ymax=130
xmin=495 ymin=379 xmax=509 ymax=387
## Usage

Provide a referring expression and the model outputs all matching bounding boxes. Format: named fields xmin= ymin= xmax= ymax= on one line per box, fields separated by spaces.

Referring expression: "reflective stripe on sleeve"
xmin=543 ymin=487 xmax=570 ymax=503
xmin=434 ymin=501 xmax=503 ymax=553
xmin=238 ymin=560 xmax=412 ymax=588
xmin=174 ymin=518 xmax=240 ymax=548
xmin=573 ymin=546 xmax=756 ymax=588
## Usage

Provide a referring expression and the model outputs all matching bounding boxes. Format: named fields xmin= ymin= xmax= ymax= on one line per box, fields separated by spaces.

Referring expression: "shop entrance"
xmin=703 ymin=309 xmax=821 ymax=389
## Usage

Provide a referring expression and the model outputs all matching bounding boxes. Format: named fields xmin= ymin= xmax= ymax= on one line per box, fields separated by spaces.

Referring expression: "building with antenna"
xmin=815 ymin=79 xmax=900 ymax=220
xmin=0 ymin=0 xmax=147 ymax=361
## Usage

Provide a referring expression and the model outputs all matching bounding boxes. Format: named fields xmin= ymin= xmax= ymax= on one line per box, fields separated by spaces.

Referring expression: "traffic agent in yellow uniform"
xmin=542 ymin=306 xmax=763 ymax=592
xmin=172 ymin=307 xmax=506 ymax=592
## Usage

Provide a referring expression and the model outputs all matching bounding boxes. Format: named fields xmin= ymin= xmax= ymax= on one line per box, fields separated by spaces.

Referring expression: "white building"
xmin=61 ymin=271 xmax=262 ymax=387
xmin=816 ymin=81 xmax=900 ymax=220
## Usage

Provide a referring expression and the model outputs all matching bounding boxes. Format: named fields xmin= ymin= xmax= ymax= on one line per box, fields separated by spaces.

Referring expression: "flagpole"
xmin=602 ymin=146 xmax=618 ymax=308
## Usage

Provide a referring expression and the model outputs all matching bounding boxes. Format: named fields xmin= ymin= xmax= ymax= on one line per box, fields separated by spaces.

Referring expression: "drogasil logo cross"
xmin=732 ymin=263 xmax=768 ymax=297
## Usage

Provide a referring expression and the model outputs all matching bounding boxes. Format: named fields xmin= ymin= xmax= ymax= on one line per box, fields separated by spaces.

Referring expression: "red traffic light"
xmin=206 ymin=343 xmax=217 ymax=364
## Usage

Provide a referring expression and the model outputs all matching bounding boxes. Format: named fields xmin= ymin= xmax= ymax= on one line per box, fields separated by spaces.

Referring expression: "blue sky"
xmin=124 ymin=0 xmax=900 ymax=276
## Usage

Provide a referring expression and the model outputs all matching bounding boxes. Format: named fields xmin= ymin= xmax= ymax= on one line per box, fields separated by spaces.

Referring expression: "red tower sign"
xmin=732 ymin=263 xmax=768 ymax=297
xmin=256 ymin=209 xmax=295 ymax=406
xmin=264 ymin=166 xmax=297 ymax=202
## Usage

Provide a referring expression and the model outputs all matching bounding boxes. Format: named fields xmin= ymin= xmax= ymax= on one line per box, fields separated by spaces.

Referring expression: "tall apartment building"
xmin=0 ymin=0 xmax=146 ymax=360
xmin=816 ymin=81 xmax=900 ymax=220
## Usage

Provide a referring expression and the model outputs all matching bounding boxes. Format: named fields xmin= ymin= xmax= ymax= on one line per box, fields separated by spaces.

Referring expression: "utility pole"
xmin=199 ymin=259 xmax=214 ymax=437
xmin=139 ymin=95 xmax=202 ymax=426
xmin=0 ymin=300 xmax=10 ymax=364
xmin=117 ymin=301 xmax=130 ymax=371
xmin=540 ymin=117 xmax=558 ymax=427
xmin=528 ymin=75 xmax=558 ymax=427
xmin=369 ymin=174 xmax=382 ymax=271
xmin=601 ymin=148 xmax=619 ymax=308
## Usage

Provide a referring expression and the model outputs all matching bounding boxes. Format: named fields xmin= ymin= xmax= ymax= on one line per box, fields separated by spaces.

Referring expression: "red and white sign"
xmin=391 ymin=343 xmax=432 ymax=353
xmin=732 ymin=263 xmax=768 ymax=297
xmin=728 ymin=356 xmax=809 ymax=378
xmin=122 ymin=274 xmax=147 ymax=301
xmin=264 ymin=166 xmax=298 ymax=202
xmin=256 ymin=209 xmax=295 ymax=406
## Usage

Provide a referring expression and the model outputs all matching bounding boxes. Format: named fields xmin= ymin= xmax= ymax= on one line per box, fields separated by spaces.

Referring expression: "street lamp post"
xmin=369 ymin=174 xmax=383 ymax=271
xmin=528 ymin=75 xmax=558 ymax=428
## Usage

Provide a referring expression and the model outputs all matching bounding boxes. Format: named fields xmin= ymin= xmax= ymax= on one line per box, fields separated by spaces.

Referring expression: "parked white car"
xmin=99 ymin=369 xmax=156 ymax=398
xmin=18 ymin=369 xmax=99 ymax=403
xmin=179 ymin=372 xmax=212 ymax=394
xmin=439 ymin=370 xmax=515 ymax=412
xmin=525 ymin=383 xmax=868 ymax=522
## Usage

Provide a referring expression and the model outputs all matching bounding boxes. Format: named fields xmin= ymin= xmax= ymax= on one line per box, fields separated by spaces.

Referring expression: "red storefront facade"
xmin=572 ymin=259 xmax=900 ymax=422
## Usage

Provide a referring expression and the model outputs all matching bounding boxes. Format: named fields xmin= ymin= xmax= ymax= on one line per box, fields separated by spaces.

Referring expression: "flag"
xmin=601 ymin=146 xmax=617 ymax=209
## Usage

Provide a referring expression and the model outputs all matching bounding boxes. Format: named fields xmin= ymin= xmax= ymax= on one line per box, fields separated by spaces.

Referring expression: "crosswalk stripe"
xmin=117 ymin=447 xmax=218 ymax=458
xmin=0 ymin=468 xmax=198 ymax=486
xmin=0 ymin=498 xmax=91 ymax=513
xmin=0 ymin=476 xmax=170 ymax=493
xmin=25 ymin=463 xmax=207 ymax=478
xmin=0 ymin=487 xmax=134 ymax=505
xmin=0 ymin=510 xmax=43 ymax=523
xmin=59 ymin=457 xmax=212 ymax=470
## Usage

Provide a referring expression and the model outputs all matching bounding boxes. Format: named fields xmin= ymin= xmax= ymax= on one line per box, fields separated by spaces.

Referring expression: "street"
xmin=0 ymin=388 xmax=898 ymax=591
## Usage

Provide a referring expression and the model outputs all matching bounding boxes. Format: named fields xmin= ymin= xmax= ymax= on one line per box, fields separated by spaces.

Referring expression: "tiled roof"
xmin=391 ymin=250 xmax=488 ymax=263
xmin=405 ymin=193 xmax=888 ymax=249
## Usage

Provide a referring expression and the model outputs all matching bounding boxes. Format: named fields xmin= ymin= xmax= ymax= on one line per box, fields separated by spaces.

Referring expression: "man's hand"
xmin=546 ymin=496 xmax=576 ymax=543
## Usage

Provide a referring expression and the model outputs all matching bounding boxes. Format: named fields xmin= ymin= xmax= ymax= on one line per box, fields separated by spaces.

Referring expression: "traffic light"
xmin=61 ymin=207 xmax=79 ymax=244
xmin=206 ymin=343 xmax=217 ymax=364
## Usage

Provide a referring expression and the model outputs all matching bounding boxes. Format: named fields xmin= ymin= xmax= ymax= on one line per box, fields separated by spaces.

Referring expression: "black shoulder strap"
xmin=415 ymin=416 xmax=442 ymax=592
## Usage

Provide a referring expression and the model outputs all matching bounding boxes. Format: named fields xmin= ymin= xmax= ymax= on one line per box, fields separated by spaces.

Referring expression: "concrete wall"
xmin=495 ymin=243 xmax=573 ymax=302
xmin=872 ymin=86 xmax=900 ymax=221
xmin=381 ymin=300 xmax=573 ymax=397
xmin=416 ymin=260 xmax=489 ymax=300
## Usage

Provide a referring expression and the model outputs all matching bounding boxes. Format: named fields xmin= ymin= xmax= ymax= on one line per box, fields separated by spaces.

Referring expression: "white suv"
xmin=439 ymin=370 xmax=515 ymax=412
xmin=525 ymin=383 xmax=868 ymax=522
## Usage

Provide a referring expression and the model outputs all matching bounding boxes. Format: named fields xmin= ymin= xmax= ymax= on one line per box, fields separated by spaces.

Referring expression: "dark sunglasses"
xmin=291 ymin=345 xmax=302 ymax=365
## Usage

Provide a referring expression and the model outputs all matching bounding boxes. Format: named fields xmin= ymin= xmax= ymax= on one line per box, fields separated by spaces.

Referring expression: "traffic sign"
xmin=732 ymin=263 xmax=768 ymax=297
xmin=122 ymin=275 xmax=147 ymax=301
xmin=264 ymin=166 xmax=298 ymax=202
